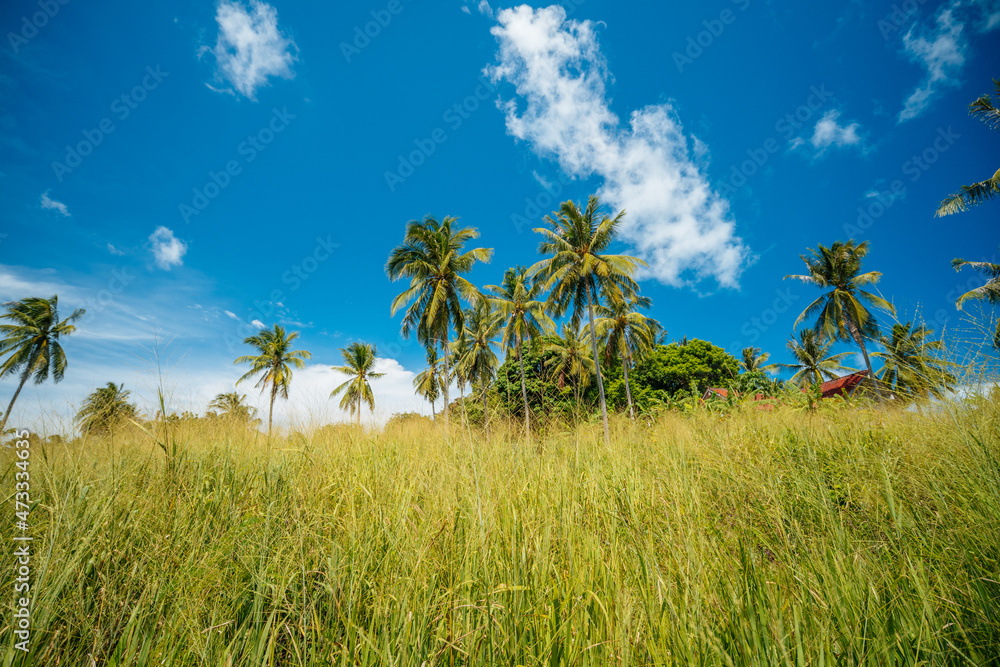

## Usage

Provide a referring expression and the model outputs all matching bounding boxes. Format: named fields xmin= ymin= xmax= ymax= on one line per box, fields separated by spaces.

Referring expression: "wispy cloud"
xmin=487 ymin=6 xmax=748 ymax=288
xmin=209 ymin=0 xmax=297 ymax=100
xmin=809 ymin=110 xmax=863 ymax=152
xmin=899 ymin=8 xmax=966 ymax=122
xmin=149 ymin=226 xmax=188 ymax=270
xmin=40 ymin=191 xmax=70 ymax=216
xmin=107 ymin=243 xmax=125 ymax=256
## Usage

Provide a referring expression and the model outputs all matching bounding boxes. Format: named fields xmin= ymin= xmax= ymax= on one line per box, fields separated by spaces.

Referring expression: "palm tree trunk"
xmin=848 ymin=322 xmax=882 ymax=400
xmin=623 ymin=358 xmax=635 ymax=420
xmin=587 ymin=295 xmax=610 ymax=443
xmin=268 ymin=383 xmax=277 ymax=440
xmin=517 ymin=341 xmax=530 ymax=442
xmin=441 ymin=334 xmax=450 ymax=428
xmin=0 ymin=360 xmax=34 ymax=437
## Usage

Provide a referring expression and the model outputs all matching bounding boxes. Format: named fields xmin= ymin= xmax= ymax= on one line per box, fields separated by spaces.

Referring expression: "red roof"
xmin=819 ymin=371 xmax=870 ymax=398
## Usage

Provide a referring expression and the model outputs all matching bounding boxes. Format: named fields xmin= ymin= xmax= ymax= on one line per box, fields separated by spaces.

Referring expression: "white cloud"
xmin=478 ymin=1 xmax=494 ymax=18
xmin=251 ymin=319 xmax=266 ymax=329
xmin=40 ymin=191 xmax=70 ymax=216
xmin=107 ymin=243 xmax=125 ymax=256
xmin=809 ymin=110 xmax=863 ymax=152
xmin=898 ymin=8 xmax=966 ymax=122
xmin=224 ymin=310 xmax=239 ymax=320
xmin=210 ymin=0 xmax=296 ymax=100
xmin=487 ymin=5 xmax=748 ymax=288
xmin=148 ymin=226 xmax=188 ymax=270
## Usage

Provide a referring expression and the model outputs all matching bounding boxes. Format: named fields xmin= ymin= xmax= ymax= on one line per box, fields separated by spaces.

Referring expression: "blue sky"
xmin=1 ymin=0 xmax=998 ymax=429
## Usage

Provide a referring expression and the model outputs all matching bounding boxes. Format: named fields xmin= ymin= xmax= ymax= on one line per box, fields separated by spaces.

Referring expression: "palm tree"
xmin=76 ymin=382 xmax=137 ymax=434
xmin=234 ymin=324 xmax=311 ymax=438
xmin=739 ymin=347 xmax=778 ymax=374
xmin=785 ymin=240 xmax=895 ymax=393
xmin=414 ymin=346 xmax=444 ymax=418
xmin=0 ymin=295 xmax=85 ymax=436
xmin=951 ymin=254 xmax=1000 ymax=347
xmin=208 ymin=391 xmax=258 ymax=424
xmin=456 ymin=301 xmax=501 ymax=435
xmin=386 ymin=215 xmax=493 ymax=428
xmin=593 ymin=294 xmax=661 ymax=419
xmin=778 ymin=329 xmax=858 ymax=388
xmin=486 ymin=266 xmax=553 ymax=441
xmin=544 ymin=322 xmax=594 ymax=423
xmin=936 ymin=79 xmax=1000 ymax=216
xmin=530 ymin=196 xmax=646 ymax=442
xmin=873 ymin=322 xmax=958 ymax=400
xmin=330 ymin=342 xmax=386 ymax=426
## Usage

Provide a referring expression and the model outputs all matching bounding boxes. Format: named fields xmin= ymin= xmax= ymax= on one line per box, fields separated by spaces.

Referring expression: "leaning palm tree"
xmin=530 ymin=196 xmax=646 ymax=441
xmin=785 ymin=240 xmax=895 ymax=393
xmin=456 ymin=301 xmax=501 ymax=435
xmin=873 ymin=322 xmax=958 ymax=400
xmin=486 ymin=266 xmax=553 ymax=441
xmin=208 ymin=391 xmax=258 ymax=424
xmin=778 ymin=329 xmax=858 ymax=388
xmin=234 ymin=324 xmax=311 ymax=438
xmin=593 ymin=294 xmax=661 ymax=419
xmin=544 ymin=322 xmax=594 ymax=424
xmin=386 ymin=215 xmax=493 ymax=428
xmin=739 ymin=347 xmax=779 ymax=374
xmin=0 ymin=295 xmax=85 ymax=436
xmin=75 ymin=382 xmax=137 ymax=434
xmin=330 ymin=342 xmax=386 ymax=426
xmin=936 ymin=79 xmax=1000 ymax=216
xmin=951 ymin=253 xmax=1000 ymax=347
xmin=414 ymin=346 xmax=444 ymax=418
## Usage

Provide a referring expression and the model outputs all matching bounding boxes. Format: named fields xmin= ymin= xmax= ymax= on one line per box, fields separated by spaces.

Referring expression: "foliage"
xmin=951 ymin=251 xmax=1000 ymax=347
xmin=631 ymin=340 xmax=740 ymax=399
xmin=234 ymin=324 xmax=311 ymax=435
xmin=873 ymin=322 xmax=959 ymax=400
xmin=330 ymin=342 xmax=385 ymax=424
xmin=778 ymin=329 xmax=858 ymax=388
xmin=0 ymin=295 xmax=85 ymax=435
xmin=75 ymin=382 xmax=137 ymax=434
xmin=207 ymin=392 xmax=258 ymax=425
xmin=936 ymin=78 xmax=1000 ymax=216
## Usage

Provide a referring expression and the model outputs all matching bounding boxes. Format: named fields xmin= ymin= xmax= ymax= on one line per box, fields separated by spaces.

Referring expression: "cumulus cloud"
xmin=149 ymin=226 xmax=188 ymax=270
xmin=40 ymin=191 xmax=70 ymax=216
xmin=210 ymin=0 xmax=297 ymax=100
xmin=487 ymin=5 xmax=748 ymax=288
xmin=251 ymin=319 xmax=266 ymax=329
xmin=809 ymin=110 xmax=863 ymax=152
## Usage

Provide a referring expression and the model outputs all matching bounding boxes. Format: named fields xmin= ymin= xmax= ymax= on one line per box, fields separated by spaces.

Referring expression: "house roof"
xmin=819 ymin=370 xmax=871 ymax=398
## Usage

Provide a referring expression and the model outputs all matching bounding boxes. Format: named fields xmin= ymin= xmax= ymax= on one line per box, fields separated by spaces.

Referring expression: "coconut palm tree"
xmin=208 ymin=391 xmax=258 ymax=424
xmin=386 ymin=215 xmax=493 ymax=428
xmin=414 ymin=346 xmax=444 ymax=418
xmin=593 ymin=294 xmax=661 ymax=419
xmin=936 ymin=79 xmax=1000 ymax=216
xmin=778 ymin=329 xmax=858 ymax=388
xmin=739 ymin=347 xmax=779 ymax=374
xmin=330 ymin=342 xmax=385 ymax=426
xmin=456 ymin=302 xmax=501 ymax=435
xmin=530 ymin=196 xmax=646 ymax=441
xmin=76 ymin=382 xmax=137 ymax=434
xmin=486 ymin=266 xmax=553 ymax=441
xmin=234 ymin=324 xmax=311 ymax=438
xmin=951 ymin=253 xmax=1000 ymax=347
xmin=0 ymin=295 xmax=85 ymax=436
xmin=873 ymin=322 xmax=958 ymax=400
xmin=544 ymin=322 xmax=594 ymax=423
xmin=785 ymin=240 xmax=895 ymax=393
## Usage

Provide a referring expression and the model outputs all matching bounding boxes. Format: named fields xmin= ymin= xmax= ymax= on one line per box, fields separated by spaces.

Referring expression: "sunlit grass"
xmin=2 ymin=395 xmax=999 ymax=665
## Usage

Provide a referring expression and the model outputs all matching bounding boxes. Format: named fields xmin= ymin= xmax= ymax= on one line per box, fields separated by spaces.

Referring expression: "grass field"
xmin=2 ymin=396 xmax=1000 ymax=666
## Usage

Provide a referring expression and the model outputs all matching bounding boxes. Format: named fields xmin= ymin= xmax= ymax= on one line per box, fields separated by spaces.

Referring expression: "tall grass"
xmin=2 ymin=396 xmax=999 ymax=665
